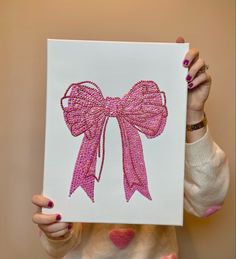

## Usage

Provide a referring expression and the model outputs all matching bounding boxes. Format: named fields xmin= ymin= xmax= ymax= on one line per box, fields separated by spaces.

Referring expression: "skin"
xmin=32 ymin=36 xmax=212 ymax=239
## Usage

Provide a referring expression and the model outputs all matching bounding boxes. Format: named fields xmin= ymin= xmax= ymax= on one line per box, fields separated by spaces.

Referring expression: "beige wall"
xmin=0 ymin=1 xmax=235 ymax=258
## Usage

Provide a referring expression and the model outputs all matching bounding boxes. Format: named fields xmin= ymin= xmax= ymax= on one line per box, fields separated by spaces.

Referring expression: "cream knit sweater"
xmin=39 ymin=129 xmax=230 ymax=259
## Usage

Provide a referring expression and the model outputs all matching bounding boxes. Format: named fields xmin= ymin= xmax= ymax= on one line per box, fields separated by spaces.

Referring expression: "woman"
xmin=32 ymin=37 xmax=230 ymax=259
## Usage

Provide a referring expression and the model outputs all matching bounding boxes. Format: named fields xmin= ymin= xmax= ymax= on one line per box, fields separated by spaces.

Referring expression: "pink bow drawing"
xmin=61 ymin=80 xmax=168 ymax=202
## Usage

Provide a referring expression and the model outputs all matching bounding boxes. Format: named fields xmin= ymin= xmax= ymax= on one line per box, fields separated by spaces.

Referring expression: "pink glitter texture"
xmin=61 ymin=81 xmax=168 ymax=202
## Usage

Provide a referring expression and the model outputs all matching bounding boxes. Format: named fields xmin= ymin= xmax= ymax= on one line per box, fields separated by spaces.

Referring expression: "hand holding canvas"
xmin=176 ymin=37 xmax=211 ymax=142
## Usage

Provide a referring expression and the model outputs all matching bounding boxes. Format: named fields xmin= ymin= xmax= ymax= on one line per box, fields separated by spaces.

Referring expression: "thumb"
xmin=176 ymin=36 xmax=185 ymax=43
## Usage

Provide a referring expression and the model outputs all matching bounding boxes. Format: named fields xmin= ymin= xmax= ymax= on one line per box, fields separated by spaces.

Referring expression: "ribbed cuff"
xmin=185 ymin=127 xmax=216 ymax=166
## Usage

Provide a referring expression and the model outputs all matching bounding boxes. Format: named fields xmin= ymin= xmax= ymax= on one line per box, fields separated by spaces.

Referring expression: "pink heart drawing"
xmin=109 ymin=228 xmax=135 ymax=249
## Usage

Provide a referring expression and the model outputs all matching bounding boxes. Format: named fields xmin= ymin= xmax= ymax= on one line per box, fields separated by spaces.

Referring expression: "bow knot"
xmin=105 ymin=97 xmax=123 ymax=117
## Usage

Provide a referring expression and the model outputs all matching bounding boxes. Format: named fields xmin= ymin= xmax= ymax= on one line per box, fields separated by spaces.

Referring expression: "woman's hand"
xmin=176 ymin=36 xmax=212 ymax=125
xmin=32 ymin=194 xmax=73 ymax=239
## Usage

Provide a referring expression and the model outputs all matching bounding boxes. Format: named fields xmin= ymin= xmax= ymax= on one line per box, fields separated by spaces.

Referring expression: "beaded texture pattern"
xmin=61 ymin=80 xmax=168 ymax=202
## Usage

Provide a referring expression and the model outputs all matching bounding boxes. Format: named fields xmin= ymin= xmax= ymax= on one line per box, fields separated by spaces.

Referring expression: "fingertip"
xmin=176 ymin=36 xmax=185 ymax=43
xmin=32 ymin=195 xmax=55 ymax=210
xmin=183 ymin=48 xmax=199 ymax=67
xmin=68 ymin=223 xmax=73 ymax=230
xmin=183 ymin=59 xmax=189 ymax=67
xmin=186 ymin=74 xmax=192 ymax=82
xmin=48 ymin=201 xmax=54 ymax=208
xmin=188 ymin=82 xmax=194 ymax=89
xmin=56 ymin=214 xmax=62 ymax=221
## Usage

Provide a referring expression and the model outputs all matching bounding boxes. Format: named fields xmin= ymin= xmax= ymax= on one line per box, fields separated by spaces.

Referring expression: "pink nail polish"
xmin=48 ymin=201 xmax=54 ymax=208
xmin=56 ymin=214 xmax=61 ymax=221
xmin=68 ymin=223 xmax=73 ymax=230
xmin=183 ymin=59 xmax=189 ymax=66
xmin=186 ymin=74 xmax=192 ymax=81
xmin=188 ymin=82 xmax=193 ymax=89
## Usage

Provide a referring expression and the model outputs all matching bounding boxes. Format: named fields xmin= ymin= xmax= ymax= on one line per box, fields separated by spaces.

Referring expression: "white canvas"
xmin=43 ymin=39 xmax=189 ymax=225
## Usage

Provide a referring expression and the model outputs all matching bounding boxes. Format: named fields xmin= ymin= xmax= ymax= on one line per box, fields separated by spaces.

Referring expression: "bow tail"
xmin=118 ymin=118 xmax=152 ymax=202
xmin=69 ymin=119 xmax=105 ymax=202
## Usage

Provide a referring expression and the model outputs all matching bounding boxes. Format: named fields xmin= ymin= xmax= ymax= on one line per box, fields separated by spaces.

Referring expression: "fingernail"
xmin=186 ymin=74 xmax=192 ymax=81
xmin=188 ymin=82 xmax=194 ymax=89
xmin=183 ymin=59 xmax=189 ymax=66
xmin=56 ymin=214 xmax=61 ymax=221
xmin=48 ymin=201 xmax=54 ymax=208
xmin=68 ymin=223 xmax=73 ymax=230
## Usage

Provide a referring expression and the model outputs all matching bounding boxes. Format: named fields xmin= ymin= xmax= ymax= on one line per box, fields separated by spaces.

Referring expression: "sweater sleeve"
xmin=39 ymin=223 xmax=82 ymax=258
xmin=184 ymin=127 xmax=230 ymax=217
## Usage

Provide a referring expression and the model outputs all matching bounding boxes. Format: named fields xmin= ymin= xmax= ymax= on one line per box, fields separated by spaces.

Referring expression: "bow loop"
xmin=122 ymin=81 xmax=168 ymax=138
xmin=61 ymin=82 xmax=105 ymax=137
